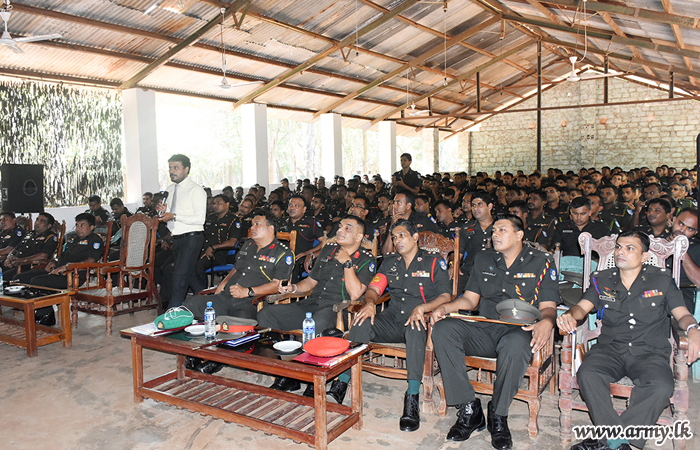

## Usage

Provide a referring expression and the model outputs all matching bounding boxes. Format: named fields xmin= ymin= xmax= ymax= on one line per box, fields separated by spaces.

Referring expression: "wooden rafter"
xmin=597 ymin=11 xmax=656 ymax=78
xmin=312 ymin=15 xmax=502 ymax=119
xmin=370 ymin=39 xmax=535 ymax=126
xmin=231 ymin=0 xmax=422 ymax=109
xmin=119 ymin=0 xmax=251 ymax=90
xmin=660 ymin=0 xmax=697 ymax=86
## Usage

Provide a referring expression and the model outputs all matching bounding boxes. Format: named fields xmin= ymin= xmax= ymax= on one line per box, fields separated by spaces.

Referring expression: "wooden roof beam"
xmin=231 ymin=0 xmax=422 ymax=109
xmin=660 ymin=0 xmax=696 ymax=87
xmin=598 ymin=11 xmax=656 ymax=78
xmin=357 ymin=0 xmax=534 ymax=77
xmin=370 ymin=38 xmax=535 ymax=126
xmin=10 ymin=1 xmax=463 ymax=106
xmin=540 ymin=0 xmax=700 ymax=30
xmin=312 ymin=15 xmax=501 ymax=119
xmin=119 ymin=0 xmax=251 ymax=89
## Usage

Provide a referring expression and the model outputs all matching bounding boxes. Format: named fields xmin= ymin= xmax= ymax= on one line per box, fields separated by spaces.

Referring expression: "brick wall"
xmin=464 ymin=77 xmax=700 ymax=174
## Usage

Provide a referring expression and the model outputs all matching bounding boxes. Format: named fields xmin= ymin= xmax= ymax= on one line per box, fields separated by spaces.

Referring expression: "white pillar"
xmin=378 ymin=121 xmax=396 ymax=180
xmin=457 ymin=131 xmax=471 ymax=175
xmin=241 ymin=103 xmax=269 ymax=189
xmin=321 ymin=113 xmax=342 ymax=178
xmin=123 ymin=88 xmax=160 ymax=203
xmin=422 ymin=128 xmax=439 ymax=173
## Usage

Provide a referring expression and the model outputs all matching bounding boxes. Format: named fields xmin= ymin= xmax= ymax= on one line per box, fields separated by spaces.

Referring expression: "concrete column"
xmin=321 ymin=113 xmax=342 ymax=178
xmin=457 ymin=131 xmax=471 ymax=175
xmin=378 ymin=121 xmax=396 ymax=180
xmin=422 ymin=128 xmax=439 ymax=173
xmin=122 ymin=89 xmax=160 ymax=203
xmin=241 ymin=103 xmax=269 ymax=189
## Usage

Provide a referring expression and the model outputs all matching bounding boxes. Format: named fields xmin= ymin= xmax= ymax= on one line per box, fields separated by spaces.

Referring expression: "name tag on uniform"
xmin=643 ymin=290 xmax=663 ymax=298
xmin=481 ymin=271 xmax=496 ymax=276
xmin=411 ymin=271 xmax=429 ymax=277
xmin=514 ymin=273 xmax=535 ymax=278
xmin=599 ymin=295 xmax=616 ymax=302
xmin=562 ymin=230 xmax=573 ymax=233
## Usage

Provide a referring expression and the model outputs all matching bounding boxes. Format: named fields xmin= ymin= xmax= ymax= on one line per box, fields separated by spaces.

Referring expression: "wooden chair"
xmin=199 ymin=230 xmax=296 ymax=299
xmin=15 ymin=214 xmax=32 ymax=232
xmin=68 ymin=213 xmax=160 ymax=336
xmin=263 ymin=233 xmax=378 ymax=327
xmin=559 ymin=232 xmax=691 ymax=448
xmin=434 ymin=244 xmax=559 ymax=439
xmin=343 ymin=230 xmax=460 ymax=414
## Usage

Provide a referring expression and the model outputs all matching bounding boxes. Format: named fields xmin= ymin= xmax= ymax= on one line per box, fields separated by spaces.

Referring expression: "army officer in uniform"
xmin=348 ymin=220 xmax=452 ymax=432
xmin=431 ymin=215 xmax=559 ymax=450
xmin=557 ymin=230 xmax=700 ymax=450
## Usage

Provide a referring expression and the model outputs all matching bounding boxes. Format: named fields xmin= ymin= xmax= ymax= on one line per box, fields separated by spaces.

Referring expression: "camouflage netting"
xmin=0 ymin=81 xmax=123 ymax=207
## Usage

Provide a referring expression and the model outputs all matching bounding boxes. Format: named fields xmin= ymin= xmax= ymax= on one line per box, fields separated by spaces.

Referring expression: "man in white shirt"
xmin=157 ymin=154 xmax=207 ymax=308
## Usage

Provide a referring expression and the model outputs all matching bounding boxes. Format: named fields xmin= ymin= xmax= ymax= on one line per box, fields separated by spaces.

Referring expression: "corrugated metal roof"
xmin=1 ymin=0 xmax=698 ymax=133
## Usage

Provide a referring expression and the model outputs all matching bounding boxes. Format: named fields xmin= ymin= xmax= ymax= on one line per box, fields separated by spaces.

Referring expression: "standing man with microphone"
xmin=157 ymin=154 xmax=207 ymax=308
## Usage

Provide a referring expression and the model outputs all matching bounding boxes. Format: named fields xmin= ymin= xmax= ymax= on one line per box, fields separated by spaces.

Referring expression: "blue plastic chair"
xmin=204 ymin=248 xmax=237 ymax=287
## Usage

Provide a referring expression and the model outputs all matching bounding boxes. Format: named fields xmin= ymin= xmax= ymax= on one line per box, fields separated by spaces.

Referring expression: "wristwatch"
xmin=342 ymin=260 xmax=353 ymax=269
xmin=248 ymin=287 xmax=255 ymax=297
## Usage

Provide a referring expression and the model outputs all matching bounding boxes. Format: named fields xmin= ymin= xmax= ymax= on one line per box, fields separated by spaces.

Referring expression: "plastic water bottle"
xmin=0 ymin=265 xmax=4 ymax=294
xmin=204 ymin=301 xmax=216 ymax=341
xmin=302 ymin=312 xmax=315 ymax=344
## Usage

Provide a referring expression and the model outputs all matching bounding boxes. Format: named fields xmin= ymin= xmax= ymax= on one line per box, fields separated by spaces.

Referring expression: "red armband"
xmin=369 ymin=273 xmax=388 ymax=293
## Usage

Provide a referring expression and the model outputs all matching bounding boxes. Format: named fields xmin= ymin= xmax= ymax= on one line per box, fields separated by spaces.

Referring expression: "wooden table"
xmin=120 ymin=329 xmax=368 ymax=450
xmin=0 ymin=285 xmax=73 ymax=357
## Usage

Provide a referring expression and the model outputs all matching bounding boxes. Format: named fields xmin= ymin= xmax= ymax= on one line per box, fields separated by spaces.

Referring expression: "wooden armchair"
xmin=199 ymin=230 xmax=296 ymax=303
xmin=68 ymin=213 xmax=159 ymax=336
xmin=435 ymin=244 xmax=560 ymax=439
xmin=342 ymin=230 xmax=460 ymax=414
xmin=559 ymin=232 xmax=691 ymax=448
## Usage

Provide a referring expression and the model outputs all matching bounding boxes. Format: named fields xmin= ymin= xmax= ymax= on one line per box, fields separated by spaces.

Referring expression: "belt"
xmin=172 ymin=231 xmax=203 ymax=239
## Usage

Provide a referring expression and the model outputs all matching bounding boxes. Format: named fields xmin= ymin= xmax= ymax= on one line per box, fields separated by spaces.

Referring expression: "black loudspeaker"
xmin=1 ymin=164 xmax=44 ymax=213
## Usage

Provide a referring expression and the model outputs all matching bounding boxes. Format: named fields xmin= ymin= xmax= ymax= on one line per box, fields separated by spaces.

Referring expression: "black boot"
xmin=399 ymin=392 xmax=420 ymax=432
xmin=197 ymin=360 xmax=223 ymax=375
xmin=326 ymin=379 xmax=348 ymax=404
xmin=185 ymin=356 xmax=198 ymax=370
xmin=270 ymin=377 xmax=301 ymax=392
xmin=487 ymin=401 xmax=512 ymax=450
xmin=446 ymin=399 xmax=486 ymax=442
xmin=302 ymin=383 xmax=314 ymax=398
xmin=35 ymin=307 xmax=55 ymax=326
xmin=570 ymin=439 xmax=612 ymax=450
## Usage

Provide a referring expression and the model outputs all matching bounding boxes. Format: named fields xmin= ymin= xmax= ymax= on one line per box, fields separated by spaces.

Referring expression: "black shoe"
xmin=570 ymin=439 xmax=611 ymax=450
xmin=446 ymin=399 xmax=486 ymax=442
xmin=327 ymin=380 xmax=348 ymax=404
xmin=185 ymin=356 xmax=198 ymax=370
xmin=617 ymin=444 xmax=631 ymax=450
xmin=197 ymin=360 xmax=224 ymax=375
xmin=270 ymin=377 xmax=301 ymax=392
xmin=303 ymin=383 xmax=315 ymax=398
xmin=487 ymin=402 xmax=512 ymax=450
xmin=399 ymin=392 xmax=420 ymax=432
xmin=35 ymin=307 xmax=55 ymax=326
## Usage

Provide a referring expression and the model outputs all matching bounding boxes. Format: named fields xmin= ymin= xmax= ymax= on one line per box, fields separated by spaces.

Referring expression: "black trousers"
xmin=348 ymin=307 xmax=427 ymax=381
xmin=13 ymin=267 xmax=86 ymax=289
xmin=432 ymin=318 xmax=532 ymax=416
xmin=257 ymin=297 xmax=341 ymax=333
xmin=169 ymin=233 xmax=204 ymax=308
xmin=182 ymin=290 xmax=257 ymax=320
xmin=577 ymin=345 xmax=674 ymax=449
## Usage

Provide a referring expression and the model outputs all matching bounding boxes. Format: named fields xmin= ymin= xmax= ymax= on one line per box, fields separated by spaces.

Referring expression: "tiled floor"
xmin=1 ymin=308 xmax=697 ymax=450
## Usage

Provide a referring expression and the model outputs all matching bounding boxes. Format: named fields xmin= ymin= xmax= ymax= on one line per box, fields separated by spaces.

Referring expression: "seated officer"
xmin=381 ymin=191 xmax=439 ymax=255
xmin=634 ymin=198 xmax=673 ymax=239
xmin=3 ymin=213 xmax=59 ymax=280
xmin=258 ymin=215 xmax=376 ymax=394
xmin=552 ymin=196 xmax=612 ymax=256
xmin=183 ymin=210 xmax=293 ymax=320
xmin=192 ymin=194 xmax=241 ymax=290
xmin=277 ymin=195 xmax=324 ymax=281
xmin=430 ymin=215 xmax=559 ymax=450
xmin=14 ymin=213 xmax=104 ymax=325
xmin=342 ymin=220 xmax=451 ymax=431
xmin=0 ymin=212 xmax=25 ymax=263
xmin=557 ymin=231 xmax=700 ymax=450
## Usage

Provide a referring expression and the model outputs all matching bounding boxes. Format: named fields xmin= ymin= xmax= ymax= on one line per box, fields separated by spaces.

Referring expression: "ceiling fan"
xmin=214 ymin=7 xmax=263 ymax=90
xmin=408 ymin=102 xmax=431 ymax=116
xmin=564 ymin=56 xmax=625 ymax=82
xmin=0 ymin=1 xmax=61 ymax=53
